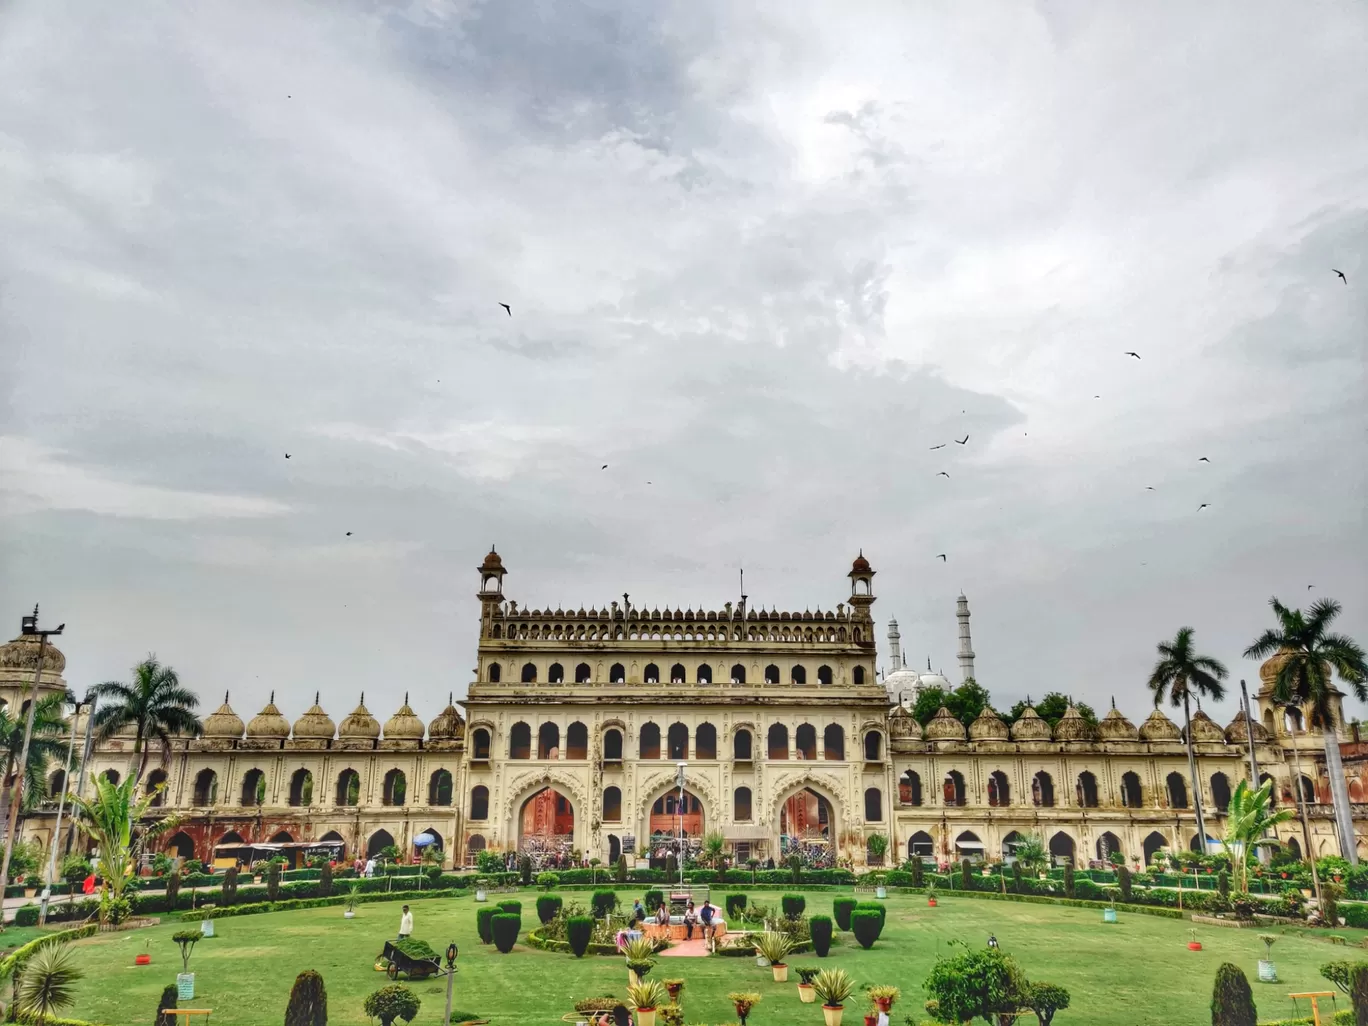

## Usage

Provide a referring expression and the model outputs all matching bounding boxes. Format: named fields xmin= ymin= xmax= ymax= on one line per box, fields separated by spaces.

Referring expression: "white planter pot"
xmin=1258 ymin=959 xmax=1278 ymax=983
xmin=822 ymin=1006 xmax=844 ymax=1026
xmin=798 ymin=984 xmax=816 ymax=1004
xmin=771 ymin=963 xmax=788 ymax=983
xmin=875 ymin=886 xmax=887 ymax=899
xmin=756 ymin=955 xmax=770 ymax=967
xmin=344 ymin=909 xmax=356 ymax=919
xmin=176 ymin=973 xmax=195 ymax=1000
xmin=475 ymin=889 xmax=487 ymax=902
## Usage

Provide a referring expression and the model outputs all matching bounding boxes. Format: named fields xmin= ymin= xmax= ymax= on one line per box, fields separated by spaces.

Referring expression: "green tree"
xmin=1148 ymin=626 xmax=1228 ymax=853
xmin=1006 ymin=693 xmax=1098 ymax=729
xmin=1023 ymin=983 xmax=1070 ymax=1026
xmin=912 ymin=679 xmax=993 ymax=727
xmin=924 ymin=943 xmax=1028 ymax=1026
xmin=285 ymin=969 xmax=328 ymax=1026
xmin=66 ymin=772 xmax=181 ymax=918
xmin=18 ymin=942 xmax=83 ymax=1026
xmin=91 ymin=656 xmax=202 ymax=782
xmin=1010 ymin=834 xmax=1047 ymax=873
xmin=363 ymin=985 xmax=419 ymax=1026
xmin=1245 ymin=598 xmax=1368 ymax=865
xmin=1210 ymin=962 xmax=1256 ymax=1026
xmin=0 ymin=695 xmax=72 ymax=812
xmin=701 ymin=830 xmax=726 ymax=869
xmin=1221 ymin=779 xmax=1294 ymax=893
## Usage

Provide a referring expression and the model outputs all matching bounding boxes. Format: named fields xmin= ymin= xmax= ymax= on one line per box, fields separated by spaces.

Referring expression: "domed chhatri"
xmin=888 ymin=703 xmax=923 ymax=740
xmin=1139 ymin=707 xmax=1182 ymax=742
xmin=246 ymin=693 xmax=290 ymax=739
xmin=383 ymin=694 xmax=425 ymax=740
xmin=480 ymin=547 xmax=504 ymax=572
xmin=291 ymin=693 xmax=336 ymax=740
xmin=0 ymin=631 xmax=66 ymax=674
xmin=1258 ymin=648 xmax=1297 ymax=691
xmin=1009 ymin=704 xmax=1051 ymax=741
xmin=1098 ymin=702 xmax=1140 ymax=741
xmin=1184 ymin=708 xmax=1226 ymax=744
xmin=968 ymin=707 xmax=1009 ymax=741
xmin=428 ymin=694 xmax=465 ymax=741
xmin=851 ymin=551 xmax=872 ymax=572
xmin=924 ymin=706 xmax=967 ymax=741
xmin=202 ymin=692 xmax=245 ymax=739
xmin=338 ymin=695 xmax=381 ymax=739
xmin=1053 ymin=703 xmax=1099 ymax=742
xmin=1225 ymin=708 xmax=1270 ymax=744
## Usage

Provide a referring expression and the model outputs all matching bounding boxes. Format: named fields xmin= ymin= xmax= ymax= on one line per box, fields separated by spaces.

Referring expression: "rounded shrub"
xmin=850 ymin=910 xmax=881 ymax=949
xmin=13 ymin=904 xmax=39 ymax=927
xmin=1063 ymin=864 xmax=1076 ymax=899
xmin=284 ymin=969 xmax=328 ymax=1026
xmin=833 ymin=897 xmax=856 ymax=931
xmin=537 ymin=872 xmax=560 ymax=891
xmin=591 ymin=890 xmax=618 ymax=918
xmin=1116 ymin=865 xmax=1132 ymax=903
xmin=726 ymin=894 xmax=747 ymax=918
xmin=1350 ymin=963 xmax=1368 ymax=1026
xmin=644 ymin=889 xmax=664 ymax=912
xmin=156 ymin=984 xmax=179 ymax=1026
xmin=810 ymin=915 xmax=833 ymax=957
xmin=319 ymin=862 xmax=334 ymax=897
xmin=854 ymin=900 xmax=885 ymax=936
xmin=567 ymin=915 xmax=594 ymax=957
xmin=476 ymin=906 xmax=496 ymax=944
xmin=498 ymin=899 xmax=522 ymax=916
xmin=1210 ymin=962 xmax=1256 ymax=1026
xmin=536 ymin=895 xmax=563 ymax=925
xmin=166 ymin=872 xmax=181 ymax=908
xmin=781 ymin=894 xmax=806 ymax=918
xmin=492 ymin=913 xmax=521 ymax=953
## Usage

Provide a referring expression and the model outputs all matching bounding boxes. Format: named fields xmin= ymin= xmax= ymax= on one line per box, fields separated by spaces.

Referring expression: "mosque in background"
xmin=2 ymin=551 xmax=1362 ymax=871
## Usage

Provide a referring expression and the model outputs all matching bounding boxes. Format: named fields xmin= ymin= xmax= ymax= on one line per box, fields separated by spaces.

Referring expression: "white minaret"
xmin=956 ymin=593 xmax=976 ymax=682
xmin=887 ymin=618 xmax=904 ymax=673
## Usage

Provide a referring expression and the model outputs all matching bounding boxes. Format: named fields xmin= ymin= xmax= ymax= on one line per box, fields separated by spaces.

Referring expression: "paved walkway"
xmin=658 ymin=939 xmax=711 ymax=957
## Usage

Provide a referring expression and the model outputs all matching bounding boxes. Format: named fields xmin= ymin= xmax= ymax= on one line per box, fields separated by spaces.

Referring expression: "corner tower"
xmin=956 ymin=593 xmax=976 ymax=682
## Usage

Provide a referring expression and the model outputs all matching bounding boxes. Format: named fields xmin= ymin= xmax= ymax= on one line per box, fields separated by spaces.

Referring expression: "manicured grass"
xmin=58 ymin=888 xmax=1368 ymax=1025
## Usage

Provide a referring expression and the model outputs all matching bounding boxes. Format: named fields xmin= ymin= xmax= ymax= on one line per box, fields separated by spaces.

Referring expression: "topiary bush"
xmin=498 ymin=899 xmax=522 ymax=916
xmin=492 ymin=913 xmax=521 ymax=953
xmin=363 ymin=984 xmax=419 ymax=1026
xmin=726 ymin=894 xmax=747 ymax=918
xmin=854 ymin=900 xmax=886 ymax=936
xmin=284 ymin=969 xmax=327 ymax=1026
xmin=592 ymin=890 xmax=618 ymax=919
xmin=537 ymin=872 xmax=560 ymax=891
xmin=1211 ymin=962 xmax=1256 ymax=1026
xmin=536 ymin=895 xmax=563 ymax=924
xmin=961 ymin=860 xmax=973 ymax=890
xmin=13 ymin=904 xmax=39 ymax=927
xmin=156 ymin=983 xmax=179 ymax=1026
xmin=851 ymin=910 xmax=881 ymax=949
xmin=833 ymin=897 xmax=856 ymax=931
xmin=910 ymin=859 xmax=925 ymax=888
xmin=166 ymin=872 xmax=181 ymax=909
xmin=476 ymin=906 xmax=496 ymax=944
xmin=1117 ymin=865 xmax=1132 ymax=903
xmin=1352 ymin=963 xmax=1368 ymax=1026
xmin=518 ymin=855 xmax=533 ymax=887
xmin=810 ymin=915 xmax=833 ymax=957
xmin=268 ymin=863 xmax=282 ymax=902
xmin=781 ymin=894 xmax=806 ymax=918
xmin=567 ymin=916 xmax=594 ymax=957
xmin=1218 ymin=870 xmax=1230 ymax=902
xmin=223 ymin=866 xmax=239 ymax=905
xmin=615 ymin=856 xmax=628 ymax=882
xmin=644 ymin=889 xmax=664 ymax=912
xmin=1011 ymin=862 xmax=1023 ymax=893
xmin=1063 ymin=864 xmax=1075 ymax=899
xmin=319 ymin=862 xmax=333 ymax=897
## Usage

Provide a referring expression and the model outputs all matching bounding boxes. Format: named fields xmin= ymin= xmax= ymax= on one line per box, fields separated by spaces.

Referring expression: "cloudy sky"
xmin=2 ymin=1 xmax=1365 ymax=730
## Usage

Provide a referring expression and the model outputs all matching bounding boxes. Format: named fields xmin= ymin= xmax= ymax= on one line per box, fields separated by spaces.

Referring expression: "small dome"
xmin=0 ymin=632 xmax=66 ymax=673
xmin=1139 ymin=707 xmax=1182 ymax=741
xmin=883 ymin=666 xmax=922 ymax=701
xmin=202 ymin=693 xmax=245 ymax=739
xmin=479 ymin=548 xmax=504 ymax=572
xmin=1184 ymin=708 xmax=1226 ymax=743
xmin=1258 ymin=648 xmax=1296 ymax=690
xmin=968 ymin=707 xmax=1009 ymax=741
xmin=889 ymin=704 xmax=923 ymax=740
xmin=1054 ymin=704 xmax=1099 ymax=742
xmin=1225 ymin=708 xmax=1270 ymax=744
xmin=384 ymin=694 xmax=425 ymax=740
xmin=851 ymin=552 xmax=871 ymax=572
xmin=1010 ymin=705 xmax=1052 ymax=741
xmin=924 ymin=706 xmax=967 ymax=741
xmin=338 ymin=695 xmax=381 ymax=739
xmin=1098 ymin=705 xmax=1140 ymax=741
xmin=428 ymin=695 xmax=465 ymax=740
xmin=291 ymin=692 xmax=336 ymax=740
xmin=246 ymin=694 xmax=290 ymax=739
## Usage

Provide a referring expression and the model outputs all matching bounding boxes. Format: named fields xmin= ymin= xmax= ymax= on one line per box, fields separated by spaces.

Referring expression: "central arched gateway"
xmin=646 ymin=789 xmax=705 ymax=867
xmin=778 ymin=786 xmax=836 ymax=868
xmin=518 ymin=786 xmax=575 ymax=865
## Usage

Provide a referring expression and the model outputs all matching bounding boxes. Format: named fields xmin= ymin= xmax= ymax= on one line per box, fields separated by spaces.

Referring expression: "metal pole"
xmin=38 ymin=698 xmax=82 ymax=926
xmin=1285 ymin=712 xmax=1323 ymax=904
xmin=1241 ymin=681 xmax=1272 ymax=867
xmin=443 ymin=945 xmax=457 ymax=1025
xmin=66 ymin=695 xmax=97 ymax=856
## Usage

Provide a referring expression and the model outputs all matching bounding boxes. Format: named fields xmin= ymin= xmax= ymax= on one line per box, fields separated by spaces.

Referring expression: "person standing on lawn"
xmin=398 ymin=904 xmax=413 ymax=940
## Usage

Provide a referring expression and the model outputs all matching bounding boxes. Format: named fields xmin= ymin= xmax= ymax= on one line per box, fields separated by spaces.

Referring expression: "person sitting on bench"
xmin=698 ymin=899 xmax=715 ymax=939
xmin=683 ymin=901 xmax=697 ymax=939
xmin=654 ymin=903 xmax=670 ymax=927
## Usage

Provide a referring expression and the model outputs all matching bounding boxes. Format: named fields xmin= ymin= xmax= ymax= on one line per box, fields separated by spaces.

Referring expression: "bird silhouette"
xmin=1198 ymin=457 xmax=1210 ymax=463
xmin=937 ymin=471 xmax=950 ymax=478
xmin=601 ymin=464 xmax=608 ymax=470
xmin=1197 ymin=504 xmax=1209 ymax=511
xmin=936 ymin=554 xmax=947 ymax=561
xmin=929 ymin=443 xmax=946 ymax=450
xmin=499 ymin=303 xmax=512 ymax=316
xmin=284 ymin=453 xmax=291 ymax=459
xmin=955 ymin=435 xmax=969 ymax=445
xmin=1124 ymin=351 xmax=1141 ymax=359
xmin=1308 ymin=584 xmax=1315 ymax=590
xmin=345 ymin=531 xmax=353 ymax=536
xmin=1333 ymin=269 xmax=1347 ymax=283
xmin=1146 ymin=486 xmax=1155 ymax=491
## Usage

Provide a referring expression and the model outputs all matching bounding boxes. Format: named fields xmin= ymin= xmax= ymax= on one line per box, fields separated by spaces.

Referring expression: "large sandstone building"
xmin=3 ymin=551 xmax=1360 ymax=870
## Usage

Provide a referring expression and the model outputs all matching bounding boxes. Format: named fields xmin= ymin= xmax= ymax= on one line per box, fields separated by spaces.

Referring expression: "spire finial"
xmin=927 ymin=657 xmax=932 ymax=672
xmin=269 ymin=690 xmax=275 ymax=704
xmin=314 ymin=690 xmax=320 ymax=705
xmin=1111 ymin=696 xmax=1116 ymax=710
xmin=448 ymin=691 xmax=453 ymax=707
xmin=224 ymin=690 xmax=229 ymax=705
xmin=404 ymin=691 xmax=409 ymax=706
xmin=359 ymin=691 xmax=365 ymax=706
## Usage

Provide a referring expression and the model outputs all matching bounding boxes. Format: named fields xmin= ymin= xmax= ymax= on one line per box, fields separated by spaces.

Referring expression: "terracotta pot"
xmin=864 ymin=1016 xmax=878 ymax=1026
xmin=927 ymin=898 xmax=937 ymax=907
xmin=822 ymin=1006 xmax=844 ymax=1026
xmin=1188 ymin=942 xmax=1202 ymax=951
xmin=666 ymin=985 xmax=682 ymax=1001
xmin=636 ymin=1009 xmax=657 ymax=1026
xmin=772 ymin=963 xmax=788 ymax=983
xmin=135 ymin=954 xmax=151 ymax=966
xmin=875 ymin=998 xmax=892 ymax=1012
xmin=798 ymin=984 xmax=816 ymax=1004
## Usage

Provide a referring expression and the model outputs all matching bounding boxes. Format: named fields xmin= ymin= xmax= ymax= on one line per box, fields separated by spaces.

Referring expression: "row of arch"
xmin=897 ymin=768 xmax=1253 ymax=811
xmin=907 ymin=827 xmax=1306 ymax=865
xmin=484 ymin=722 xmax=884 ymax=762
xmin=467 ymin=783 xmax=887 ymax=824
xmin=180 ymin=767 xmax=457 ymax=808
xmin=164 ymin=827 xmax=444 ymax=863
xmin=497 ymin=661 xmax=864 ymax=686
xmin=491 ymin=624 xmax=863 ymax=644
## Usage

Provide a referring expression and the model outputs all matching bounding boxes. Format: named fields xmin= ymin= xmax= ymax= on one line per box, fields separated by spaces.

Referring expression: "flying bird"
xmin=499 ymin=303 xmax=512 ymax=316
xmin=937 ymin=471 xmax=950 ymax=478
xmin=954 ymin=435 xmax=969 ymax=445
xmin=284 ymin=453 xmax=291 ymax=459
xmin=929 ymin=443 xmax=946 ymax=450
xmin=1198 ymin=457 xmax=1210 ymax=463
xmin=1308 ymin=584 xmax=1315 ymax=590
xmin=601 ymin=464 xmax=608 ymax=470
xmin=1124 ymin=351 xmax=1141 ymax=359
xmin=345 ymin=531 xmax=353 ymax=536
xmin=1333 ymin=269 xmax=1347 ymax=283
xmin=1197 ymin=504 xmax=1209 ymax=511
xmin=936 ymin=554 xmax=947 ymax=561
xmin=1146 ymin=486 xmax=1155 ymax=491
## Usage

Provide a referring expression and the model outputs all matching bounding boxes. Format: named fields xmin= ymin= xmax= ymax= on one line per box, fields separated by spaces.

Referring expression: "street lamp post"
xmin=443 ymin=943 xmax=458 ymax=1025
xmin=675 ymin=762 xmax=687 ymax=889
xmin=39 ymin=695 xmax=85 ymax=926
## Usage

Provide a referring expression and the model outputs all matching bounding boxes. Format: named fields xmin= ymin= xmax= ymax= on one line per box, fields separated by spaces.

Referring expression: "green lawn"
xmin=53 ymin=889 xmax=1368 ymax=1026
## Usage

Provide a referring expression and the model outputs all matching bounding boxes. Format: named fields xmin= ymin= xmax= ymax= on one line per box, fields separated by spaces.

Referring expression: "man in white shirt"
xmin=364 ymin=857 xmax=376 ymax=878
xmin=398 ymin=905 xmax=413 ymax=940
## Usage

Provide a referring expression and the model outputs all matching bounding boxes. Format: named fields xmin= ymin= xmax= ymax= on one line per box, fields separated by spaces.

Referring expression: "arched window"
xmin=733 ymin=729 xmax=753 ymax=761
xmin=697 ymin=664 xmax=712 ymax=684
xmin=668 ymin=723 xmax=689 ymax=759
xmin=817 ymin=665 xmax=833 ymax=686
xmin=1049 ymin=831 xmax=1076 ymax=865
xmin=1167 ymin=772 xmax=1189 ymax=809
xmin=734 ymin=786 xmax=752 ymax=820
xmin=767 ymin=724 xmax=789 ymax=760
xmin=640 ymin=663 xmax=657 ymax=684
xmin=47 ymin=769 xmax=66 ymax=799
xmin=537 ymin=722 xmax=560 ymax=759
xmin=639 ymin=722 xmax=661 ymax=759
xmin=1298 ymin=775 xmax=1316 ymax=803
xmin=240 ymin=769 xmax=266 ymax=806
xmin=367 ymin=830 xmax=395 ymax=859
xmin=548 ymin=662 xmax=564 ymax=683
xmin=730 ymin=664 xmax=746 ymax=684
xmin=764 ymin=664 xmax=780 ymax=684
xmin=899 ymin=769 xmax=923 ymax=806
xmin=988 ymin=770 xmax=1010 ymax=807
xmin=289 ymin=769 xmax=314 ymax=807
xmin=791 ymin=665 xmax=807 ymax=685
xmin=1142 ymin=831 xmax=1168 ymax=865
xmin=165 ymin=831 xmax=195 ymax=861
xmin=101 ymin=769 xmax=121 ymax=786
xmin=429 ymin=769 xmax=453 ymax=806
xmin=695 ymin=723 xmax=717 ymax=759
xmin=469 ymin=785 xmax=489 ymax=820
xmin=1076 ymin=771 xmax=1099 ymax=808
xmin=604 ymin=728 xmax=623 ymax=761
xmin=853 ymin=666 xmax=866 ymax=686
xmin=1259 ymin=772 xmax=1277 ymax=806
xmin=864 ymin=787 xmax=883 ymax=821
xmin=1096 ymin=831 xmax=1124 ymax=862
xmin=1032 ymin=771 xmax=1055 ymax=807
xmin=488 ymin=663 xmax=501 ymax=682
xmin=382 ymin=769 xmax=407 ymax=806
xmin=908 ymin=830 xmax=934 ymax=858
xmin=670 ymin=663 xmax=686 ymax=684
xmin=1285 ymin=836 xmax=1301 ymax=859
xmin=193 ymin=769 xmax=218 ymax=806
xmin=566 ymin=722 xmax=588 ymax=759
xmin=521 ymin=662 xmax=537 ymax=683
xmin=1211 ymin=772 xmax=1232 ymax=812
xmin=509 ymin=722 xmax=531 ymax=759
xmin=603 ymin=786 xmax=622 ymax=821
xmin=943 ymin=770 xmax=966 ymax=807
xmin=466 ymin=834 xmax=487 ymax=865
xmin=1120 ymin=771 xmax=1143 ymax=808
xmin=472 ymin=728 xmax=491 ymax=760
xmin=823 ymin=724 xmax=845 ymax=761
xmin=145 ymin=769 xmax=168 ymax=807
xmin=575 ymin=662 xmax=592 ymax=683
xmin=610 ymin=663 xmax=626 ymax=684
xmin=863 ymin=730 xmax=882 ymax=761
xmin=795 ymin=724 xmax=817 ymax=761
xmin=336 ymin=769 xmax=361 ymax=806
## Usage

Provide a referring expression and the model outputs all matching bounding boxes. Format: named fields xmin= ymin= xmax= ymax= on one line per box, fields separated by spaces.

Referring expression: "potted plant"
xmin=813 ymin=968 xmax=855 ymax=1026
xmin=866 ymin=985 xmax=899 ymax=1013
xmin=663 ymin=978 xmax=684 ymax=1003
xmin=926 ymin=885 xmax=938 ymax=908
xmin=626 ymin=960 xmax=655 ymax=987
xmin=628 ymin=980 xmax=668 ymax=1026
xmin=728 ymin=992 xmax=761 ymax=1026
xmin=862 ymin=1005 xmax=878 ymax=1026
xmin=796 ymin=967 xmax=821 ymax=1003
xmin=475 ymin=877 xmax=488 ymax=902
xmin=1187 ymin=928 xmax=1202 ymax=952
xmin=345 ymin=881 xmax=360 ymax=918
xmin=1257 ymin=934 xmax=1278 ymax=982
xmin=172 ymin=930 xmax=203 ymax=999
xmin=756 ymin=931 xmax=794 ymax=983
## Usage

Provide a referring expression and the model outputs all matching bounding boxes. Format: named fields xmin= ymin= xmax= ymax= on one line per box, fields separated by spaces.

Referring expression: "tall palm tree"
xmin=1221 ymin=778 xmax=1294 ymax=893
xmin=1245 ymin=597 xmax=1368 ymax=865
xmin=90 ymin=656 xmax=202 ymax=781
xmin=18 ymin=942 xmax=83 ymax=1026
xmin=65 ymin=772 xmax=180 ymax=915
xmin=0 ymin=695 xmax=72 ymax=813
xmin=1148 ymin=627 xmax=1229 ymax=855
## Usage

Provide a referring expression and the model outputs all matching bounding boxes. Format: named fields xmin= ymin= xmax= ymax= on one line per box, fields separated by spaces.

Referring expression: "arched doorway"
xmin=1095 ymin=831 xmax=1123 ymax=863
xmin=1001 ymin=831 xmax=1026 ymax=861
xmin=607 ymin=834 xmax=621 ymax=864
xmin=648 ymin=789 xmax=705 ymax=867
xmin=165 ymin=831 xmax=196 ymax=861
xmin=908 ymin=830 xmax=934 ymax=859
xmin=367 ymin=829 xmax=395 ymax=858
xmin=955 ymin=831 xmax=985 ymax=860
xmin=1142 ymin=831 xmax=1168 ymax=865
xmin=414 ymin=827 xmax=443 ymax=861
xmin=1211 ymin=772 xmax=1232 ymax=812
xmin=518 ymin=787 xmax=575 ymax=866
xmin=1048 ymin=831 xmax=1076 ymax=866
xmin=779 ymin=787 xmax=835 ymax=868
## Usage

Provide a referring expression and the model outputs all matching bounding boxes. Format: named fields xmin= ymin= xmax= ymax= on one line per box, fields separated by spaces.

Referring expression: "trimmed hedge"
xmin=526 ymin=922 xmax=619 ymax=958
xmin=851 ymin=910 xmax=881 ymax=949
xmin=0 ymin=924 xmax=99 ymax=978
xmin=644 ymin=889 xmax=664 ymax=912
xmin=782 ymin=894 xmax=806 ymax=918
xmin=536 ymin=895 xmax=563 ymax=924
xmin=591 ymin=891 xmax=618 ymax=918
xmin=497 ymin=899 xmax=522 ymax=917
xmin=492 ymin=913 xmax=521 ymax=953
xmin=14 ymin=904 xmax=39 ymax=927
xmin=833 ymin=897 xmax=856 ymax=931
xmin=476 ymin=907 xmax=496 ymax=944
xmin=181 ymin=886 xmax=472 ymax=922
xmin=726 ymin=894 xmax=747 ymax=918
xmin=810 ymin=915 xmax=833 ymax=957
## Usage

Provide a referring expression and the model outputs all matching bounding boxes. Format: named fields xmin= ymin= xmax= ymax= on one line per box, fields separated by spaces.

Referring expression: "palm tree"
xmin=90 ymin=656 xmax=202 ymax=781
xmin=18 ymin=942 xmax=83 ymax=1026
xmin=1148 ymin=627 xmax=1229 ymax=854
xmin=66 ymin=772 xmax=181 ymax=917
xmin=1245 ymin=597 xmax=1368 ymax=865
xmin=1221 ymin=779 xmax=1294 ymax=893
xmin=0 ymin=695 xmax=72 ymax=813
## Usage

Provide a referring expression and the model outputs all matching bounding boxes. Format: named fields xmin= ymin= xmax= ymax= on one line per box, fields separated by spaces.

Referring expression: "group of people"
xmin=630 ymin=897 xmax=718 ymax=940
xmin=352 ymin=855 xmax=379 ymax=877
